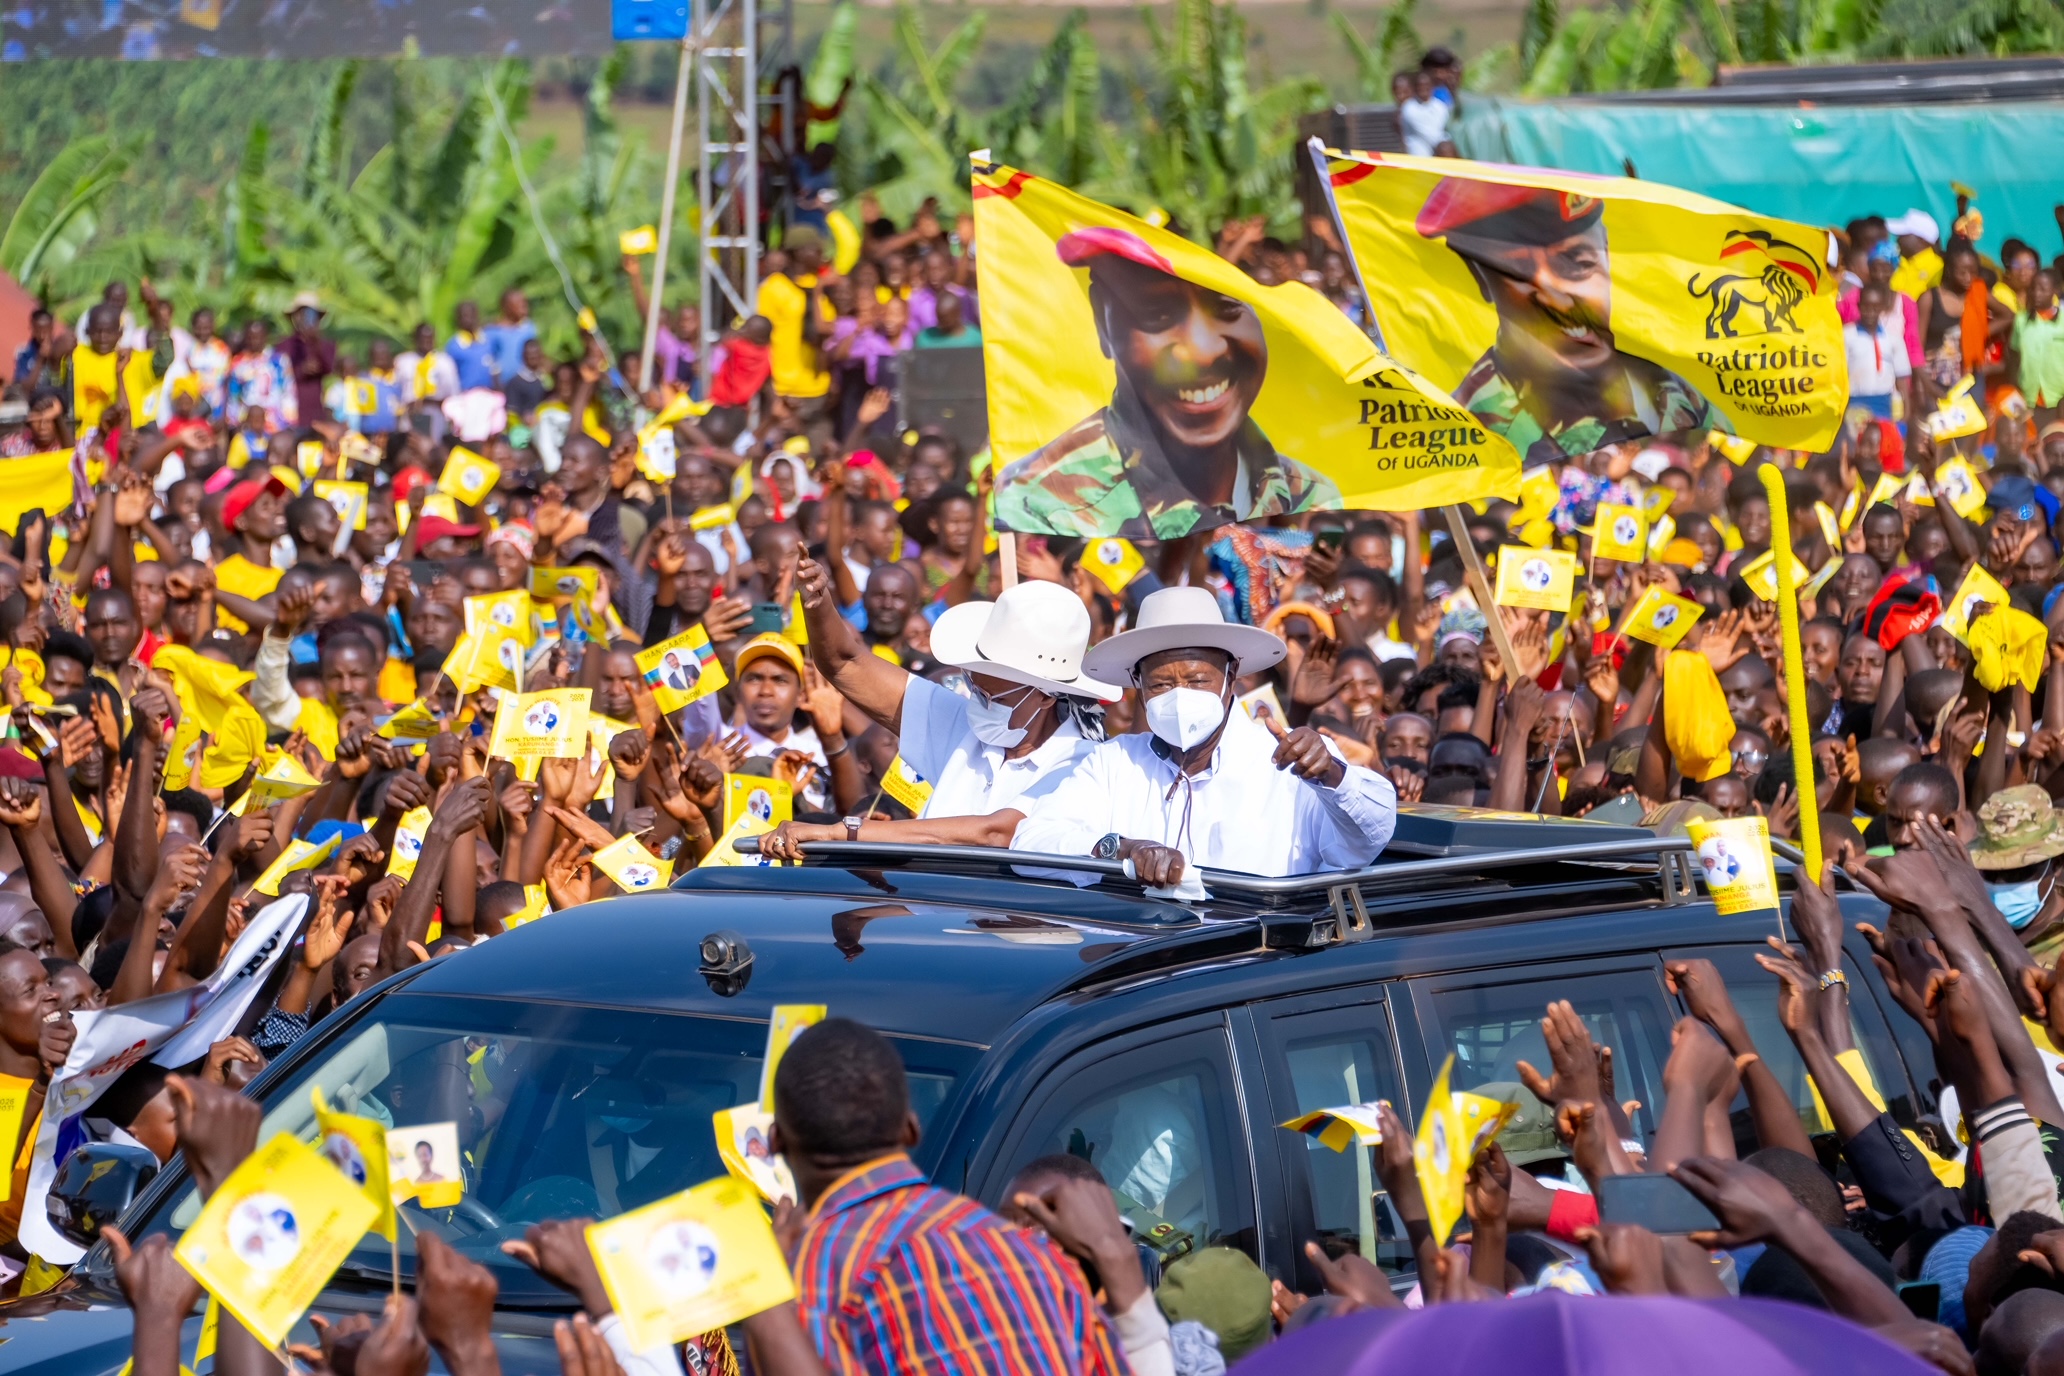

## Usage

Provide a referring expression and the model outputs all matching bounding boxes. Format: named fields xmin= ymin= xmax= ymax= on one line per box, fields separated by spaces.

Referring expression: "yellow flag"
xmin=700 ymin=814 xmax=776 ymax=868
xmin=1934 ymin=457 xmax=1987 ymax=519
xmin=1590 ymin=502 xmax=1646 ymax=563
xmin=1326 ymin=149 xmax=1845 ymax=457
xmin=466 ymin=589 xmax=537 ymax=648
xmin=443 ymin=628 xmax=524 ymax=695
xmin=1414 ymin=1054 xmax=1518 ymax=1247
xmin=233 ymin=753 xmax=322 ymax=816
xmin=1517 ymin=465 xmax=1559 ymax=520
xmin=386 ymin=1122 xmax=463 ymax=1209
xmin=1643 ymin=485 xmax=1676 ymax=519
xmin=1081 ymin=538 xmax=1147 ymax=595
xmin=385 ymin=807 xmax=432 ymax=880
xmin=690 ymin=503 xmax=737 ymax=533
xmin=1493 ymin=545 xmax=1576 ymax=612
xmin=1646 ymin=513 xmax=1678 ymax=559
xmin=1925 ymin=378 xmax=1988 ymax=442
xmin=713 ymin=1104 xmax=797 ymax=1205
xmin=152 ymin=644 xmax=256 ymax=734
xmin=881 ymin=755 xmax=933 ymax=815
xmin=636 ymin=626 xmax=729 ymax=712
xmin=437 ymin=447 xmax=500 ymax=507
xmin=174 ymin=1132 xmax=378 ymax=1348
xmin=312 ymin=480 xmax=368 ymax=533
xmin=530 ymin=565 xmax=598 ymax=604
xmin=1969 ymin=606 xmax=2048 ymax=694
xmin=313 ymin=1089 xmax=396 ymax=1243
xmin=1943 ymin=562 xmax=2011 ymax=643
xmin=619 ymin=225 xmax=659 ymax=256
xmin=162 ymin=708 xmax=208 ymax=792
xmin=1867 ymin=471 xmax=1904 ymax=511
xmin=759 ymin=1005 xmax=827 ymax=1111
xmin=1280 ymin=1101 xmax=1387 ymax=1154
xmin=1686 ymin=815 xmax=1780 ymax=915
xmin=378 ymin=699 xmax=441 ymax=741
xmin=490 ymin=688 xmax=592 ymax=761
xmin=974 ymin=158 xmax=1518 ymax=539
xmin=723 ymin=775 xmax=792 ymax=834
xmin=503 ymin=883 xmax=551 ymax=929
xmin=586 ymin=1176 xmax=797 ymax=1352
xmin=592 ymin=832 xmax=673 ymax=894
xmin=0 ymin=1077 xmax=28 ymax=1202
xmin=1736 ymin=548 xmax=1810 ymax=604
xmin=252 ymin=834 xmax=341 ymax=897
xmin=0 ymin=451 xmax=76 ymax=535
xmin=1620 ymin=585 xmax=1704 ymax=649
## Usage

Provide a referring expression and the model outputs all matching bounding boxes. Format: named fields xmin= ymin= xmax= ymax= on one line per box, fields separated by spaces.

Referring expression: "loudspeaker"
xmin=899 ymin=347 xmax=988 ymax=455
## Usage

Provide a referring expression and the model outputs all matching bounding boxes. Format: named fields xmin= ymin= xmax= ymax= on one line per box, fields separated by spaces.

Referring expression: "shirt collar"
xmin=807 ymin=1152 xmax=925 ymax=1222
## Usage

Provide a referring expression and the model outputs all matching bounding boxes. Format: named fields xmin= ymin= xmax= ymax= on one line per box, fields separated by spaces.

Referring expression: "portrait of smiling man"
xmin=993 ymin=225 xmax=1338 ymax=540
xmin=1418 ymin=179 xmax=1718 ymax=467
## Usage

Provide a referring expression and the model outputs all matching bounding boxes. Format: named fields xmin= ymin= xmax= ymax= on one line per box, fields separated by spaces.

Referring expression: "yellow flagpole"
xmin=1757 ymin=464 xmax=1823 ymax=883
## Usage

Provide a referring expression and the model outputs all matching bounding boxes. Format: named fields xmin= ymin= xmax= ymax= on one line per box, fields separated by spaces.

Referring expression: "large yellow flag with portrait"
xmin=1324 ymin=150 xmax=1847 ymax=466
xmin=974 ymin=158 xmax=1520 ymax=539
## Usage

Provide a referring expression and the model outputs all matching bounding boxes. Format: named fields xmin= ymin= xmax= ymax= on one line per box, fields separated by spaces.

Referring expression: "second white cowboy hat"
xmin=1082 ymin=585 xmax=1286 ymax=684
xmin=931 ymin=580 xmax=1122 ymax=702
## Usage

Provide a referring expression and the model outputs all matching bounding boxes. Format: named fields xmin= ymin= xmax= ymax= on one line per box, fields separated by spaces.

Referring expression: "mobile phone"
xmin=1899 ymin=1282 xmax=1941 ymax=1322
xmin=1314 ymin=527 xmax=1347 ymax=554
xmin=748 ymin=602 xmax=787 ymax=637
xmin=1594 ymin=1173 xmax=1720 ymax=1235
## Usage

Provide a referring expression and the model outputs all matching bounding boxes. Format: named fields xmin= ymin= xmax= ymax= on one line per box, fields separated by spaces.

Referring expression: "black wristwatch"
xmin=1093 ymin=833 xmax=1124 ymax=861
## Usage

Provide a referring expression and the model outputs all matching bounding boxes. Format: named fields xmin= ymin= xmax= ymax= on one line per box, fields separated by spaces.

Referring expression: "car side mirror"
xmin=47 ymin=1141 xmax=160 ymax=1248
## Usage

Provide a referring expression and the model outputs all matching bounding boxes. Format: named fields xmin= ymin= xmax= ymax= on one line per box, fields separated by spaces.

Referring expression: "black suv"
xmin=0 ymin=807 xmax=1933 ymax=1372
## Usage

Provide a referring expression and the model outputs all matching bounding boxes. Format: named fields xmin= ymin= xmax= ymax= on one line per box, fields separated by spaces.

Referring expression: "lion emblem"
xmin=1687 ymin=230 xmax=1821 ymax=339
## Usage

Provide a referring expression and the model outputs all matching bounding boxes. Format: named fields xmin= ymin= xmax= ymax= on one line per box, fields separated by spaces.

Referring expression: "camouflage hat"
xmin=1970 ymin=785 xmax=2064 ymax=871
xmin=1473 ymin=1080 xmax=1565 ymax=1167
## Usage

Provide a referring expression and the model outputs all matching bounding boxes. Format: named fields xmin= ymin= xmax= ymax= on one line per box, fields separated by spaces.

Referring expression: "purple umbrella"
xmin=1233 ymin=1292 xmax=1940 ymax=1376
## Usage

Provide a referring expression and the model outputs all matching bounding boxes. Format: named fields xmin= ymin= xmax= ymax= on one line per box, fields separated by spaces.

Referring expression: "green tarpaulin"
xmin=1454 ymin=96 xmax=2064 ymax=252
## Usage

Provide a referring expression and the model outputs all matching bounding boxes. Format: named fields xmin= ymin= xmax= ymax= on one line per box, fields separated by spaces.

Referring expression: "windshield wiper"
xmin=329 ymin=1259 xmax=580 ymax=1308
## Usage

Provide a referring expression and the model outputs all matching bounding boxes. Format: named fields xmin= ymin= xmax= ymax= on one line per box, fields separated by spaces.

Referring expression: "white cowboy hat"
xmin=930 ymin=580 xmax=1121 ymax=702
xmin=1082 ymin=585 xmax=1286 ymax=684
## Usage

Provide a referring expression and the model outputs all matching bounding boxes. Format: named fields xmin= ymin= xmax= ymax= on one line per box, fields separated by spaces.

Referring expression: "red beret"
xmin=221 ymin=472 xmax=287 ymax=533
xmin=1416 ymin=178 xmax=1600 ymax=240
xmin=1055 ymin=226 xmax=1175 ymax=275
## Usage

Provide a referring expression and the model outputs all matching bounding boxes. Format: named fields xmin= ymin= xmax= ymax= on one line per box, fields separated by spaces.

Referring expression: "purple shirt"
xmin=908 ymin=283 xmax=978 ymax=334
xmin=655 ymin=327 xmax=697 ymax=387
xmin=830 ymin=319 xmax=910 ymax=385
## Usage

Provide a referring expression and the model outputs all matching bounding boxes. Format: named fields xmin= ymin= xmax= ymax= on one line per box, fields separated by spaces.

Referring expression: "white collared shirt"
xmin=896 ymin=675 xmax=1097 ymax=820
xmin=1012 ymin=704 xmax=1397 ymax=876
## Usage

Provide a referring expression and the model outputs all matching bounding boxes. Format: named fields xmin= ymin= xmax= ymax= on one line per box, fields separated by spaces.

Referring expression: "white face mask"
xmin=964 ymin=684 xmax=1037 ymax=748
xmin=1145 ymin=685 xmax=1230 ymax=753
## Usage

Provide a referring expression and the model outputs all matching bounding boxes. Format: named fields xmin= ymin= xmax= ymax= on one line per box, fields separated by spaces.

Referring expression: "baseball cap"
xmin=221 ymin=472 xmax=288 ymax=532
xmin=734 ymin=632 xmax=804 ymax=679
xmin=414 ymin=514 xmax=484 ymax=545
xmin=1885 ymin=209 xmax=1941 ymax=245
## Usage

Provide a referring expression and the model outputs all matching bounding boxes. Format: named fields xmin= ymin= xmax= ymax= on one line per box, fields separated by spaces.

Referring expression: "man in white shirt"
xmin=758 ymin=559 xmax=1118 ymax=856
xmin=1397 ymin=69 xmax=1452 ymax=158
xmin=1014 ymin=586 xmax=1397 ymax=883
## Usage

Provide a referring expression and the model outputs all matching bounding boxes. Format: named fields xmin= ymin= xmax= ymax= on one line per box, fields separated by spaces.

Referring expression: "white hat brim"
xmin=1081 ymin=620 xmax=1286 ymax=685
xmin=931 ymin=600 xmax=1123 ymax=703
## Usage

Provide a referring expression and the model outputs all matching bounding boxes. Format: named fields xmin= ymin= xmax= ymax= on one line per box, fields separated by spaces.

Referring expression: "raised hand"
xmin=416 ymin=1233 xmax=502 ymax=1376
xmin=501 ymin=1218 xmax=611 ymax=1317
xmin=1301 ymin=1240 xmax=1401 ymax=1309
xmin=167 ymin=1073 xmax=261 ymax=1199
xmin=1672 ymin=1155 xmax=1811 ymax=1249
xmin=1264 ymin=712 xmax=1347 ymax=786
xmin=1517 ymin=1000 xmax=1605 ymax=1108
xmin=1573 ymin=1222 xmax=1668 ymax=1295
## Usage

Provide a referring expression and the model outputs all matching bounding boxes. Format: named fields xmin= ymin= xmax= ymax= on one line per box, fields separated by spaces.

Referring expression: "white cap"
xmin=1885 ymin=210 xmax=1940 ymax=246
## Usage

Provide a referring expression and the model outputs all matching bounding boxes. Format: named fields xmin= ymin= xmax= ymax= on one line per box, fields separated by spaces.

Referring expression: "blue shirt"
xmin=483 ymin=321 xmax=536 ymax=385
xmin=445 ymin=333 xmax=495 ymax=392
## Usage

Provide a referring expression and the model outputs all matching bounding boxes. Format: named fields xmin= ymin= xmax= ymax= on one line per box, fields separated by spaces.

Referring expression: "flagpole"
xmin=1308 ymin=137 xmax=1522 ymax=682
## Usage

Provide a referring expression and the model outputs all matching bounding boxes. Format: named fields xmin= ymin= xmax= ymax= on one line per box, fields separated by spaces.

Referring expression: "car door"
xmin=973 ymin=1012 xmax=1262 ymax=1264
xmin=1248 ymin=985 xmax=1413 ymax=1294
xmin=1405 ymin=955 xmax=1680 ymax=1154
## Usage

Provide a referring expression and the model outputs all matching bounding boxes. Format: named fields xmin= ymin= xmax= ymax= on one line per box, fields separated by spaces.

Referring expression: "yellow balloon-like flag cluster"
xmin=1323 ymin=149 xmax=1848 ymax=465
xmin=973 ymin=157 xmax=1521 ymax=538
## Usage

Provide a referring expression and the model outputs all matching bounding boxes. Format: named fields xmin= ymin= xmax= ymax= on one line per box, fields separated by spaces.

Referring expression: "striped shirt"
xmin=793 ymin=1154 xmax=1131 ymax=1376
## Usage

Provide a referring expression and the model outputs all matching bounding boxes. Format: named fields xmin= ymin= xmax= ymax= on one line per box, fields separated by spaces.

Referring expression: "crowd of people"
xmin=4 ymin=182 xmax=2064 ymax=1373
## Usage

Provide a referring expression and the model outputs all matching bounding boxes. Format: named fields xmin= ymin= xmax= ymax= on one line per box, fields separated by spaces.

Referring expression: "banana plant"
xmin=0 ymin=135 xmax=130 ymax=294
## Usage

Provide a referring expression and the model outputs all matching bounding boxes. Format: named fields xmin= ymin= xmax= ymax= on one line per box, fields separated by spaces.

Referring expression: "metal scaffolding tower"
xmin=688 ymin=0 xmax=791 ymax=367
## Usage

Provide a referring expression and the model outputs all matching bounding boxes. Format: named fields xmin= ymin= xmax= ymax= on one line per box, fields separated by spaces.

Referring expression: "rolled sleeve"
xmin=252 ymin=629 xmax=300 ymax=733
xmin=1311 ymin=762 xmax=1398 ymax=868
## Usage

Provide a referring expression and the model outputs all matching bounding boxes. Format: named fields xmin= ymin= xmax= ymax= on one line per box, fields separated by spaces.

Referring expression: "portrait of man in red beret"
xmin=991 ymin=226 xmax=1338 ymax=540
xmin=1417 ymin=179 xmax=1717 ymax=467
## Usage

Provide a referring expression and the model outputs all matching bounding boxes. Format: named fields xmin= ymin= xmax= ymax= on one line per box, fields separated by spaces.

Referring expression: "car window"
xmin=1254 ymin=998 xmax=1410 ymax=1276
xmin=992 ymin=1026 xmax=1256 ymax=1259
xmin=1664 ymin=943 xmax=1899 ymax=1151
xmin=1418 ymin=966 xmax=1677 ymax=1149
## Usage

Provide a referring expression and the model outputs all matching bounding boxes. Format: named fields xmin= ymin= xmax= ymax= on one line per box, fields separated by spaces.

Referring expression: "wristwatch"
xmin=1093 ymin=833 xmax=1124 ymax=861
xmin=843 ymin=815 xmax=864 ymax=841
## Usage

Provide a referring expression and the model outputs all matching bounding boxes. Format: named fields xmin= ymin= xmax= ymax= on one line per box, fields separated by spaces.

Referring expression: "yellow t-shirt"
xmin=1889 ymin=246 xmax=1943 ymax=301
xmin=755 ymin=273 xmax=833 ymax=400
xmin=213 ymin=553 xmax=282 ymax=634
xmin=199 ymin=698 xmax=270 ymax=791
xmin=295 ymin=695 xmax=340 ymax=761
xmin=69 ymin=347 xmax=156 ymax=433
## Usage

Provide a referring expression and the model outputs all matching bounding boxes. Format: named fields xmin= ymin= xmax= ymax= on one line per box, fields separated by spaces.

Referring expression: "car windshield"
xmin=131 ymin=993 xmax=974 ymax=1305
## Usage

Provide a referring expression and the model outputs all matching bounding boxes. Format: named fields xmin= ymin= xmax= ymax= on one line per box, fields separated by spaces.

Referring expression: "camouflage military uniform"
xmin=1454 ymin=347 xmax=1724 ymax=469
xmin=993 ymin=400 xmax=1339 ymax=540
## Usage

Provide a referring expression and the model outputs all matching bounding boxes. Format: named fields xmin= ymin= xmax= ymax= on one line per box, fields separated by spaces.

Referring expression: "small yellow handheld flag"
xmin=233 ymin=753 xmax=321 ymax=815
xmin=1934 ymin=456 xmax=1987 ymax=519
xmin=1414 ymin=1055 xmax=1519 ymax=1247
xmin=723 ymin=775 xmax=792 ymax=834
xmin=489 ymin=688 xmax=592 ymax=762
xmin=1082 ymin=538 xmax=1147 ymax=595
xmin=465 ymin=589 xmax=537 ymax=648
xmin=586 ymin=1176 xmax=797 ymax=1352
xmin=1280 ymin=1101 xmax=1387 ymax=1153
xmin=387 ymin=1122 xmax=464 ymax=1209
xmin=437 ymin=447 xmax=500 ymax=507
xmin=503 ymin=883 xmax=551 ymax=929
xmin=313 ymin=1089 xmax=396 ymax=1243
xmin=252 ymin=834 xmax=341 ymax=897
xmin=636 ymin=626 xmax=729 ymax=712
xmin=1866 ymin=472 xmax=1904 ymax=512
xmin=1620 ymin=585 xmax=1704 ymax=650
xmin=619 ymin=225 xmax=659 ymax=256
xmin=313 ymin=480 xmax=368 ymax=532
xmin=760 ymin=1005 xmax=827 ymax=1111
xmin=592 ymin=832 xmax=673 ymax=894
xmin=1590 ymin=503 xmax=1647 ymax=563
xmin=386 ymin=807 xmax=432 ymax=880
xmin=713 ymin=1104 xmax=797 ymax=1205
xmin=1736 ymin=548 xmax=1810 ymax=604
xmin=881 ymin=755 xmax=933 ymax=815
xmin=444 ymin=628 xmax=524 ymax=695
xmin=1493 ymin=546 xmax=1577 ymax=612
xmin=174 ymin=1133 xmax=379 ymax=1348
xmin=1943 ymin=562 xmax=2012 ymax=643
xmin=1686 ymin=814 xmax=1780 ymax=915
xmin=378 ymin=699 xmax=441 ymax=741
